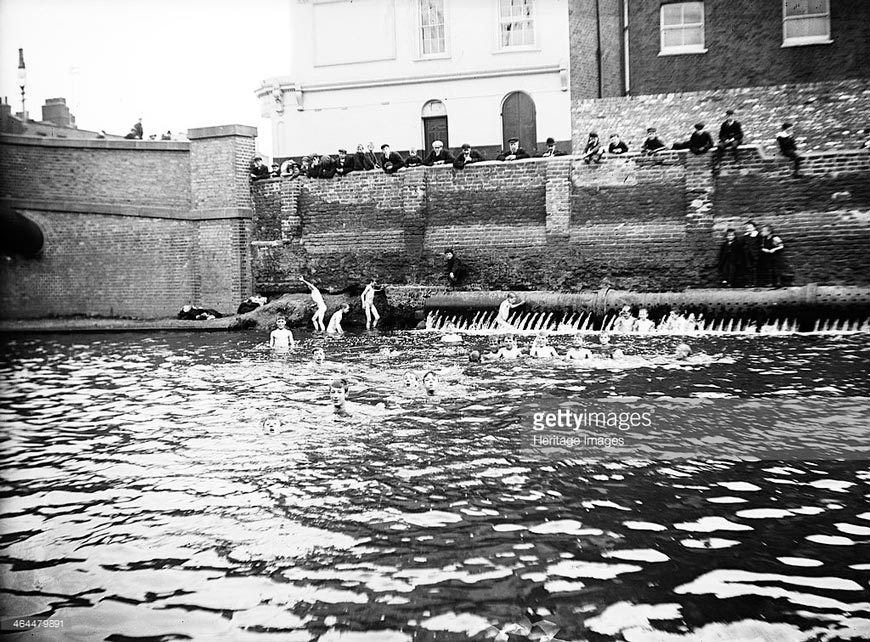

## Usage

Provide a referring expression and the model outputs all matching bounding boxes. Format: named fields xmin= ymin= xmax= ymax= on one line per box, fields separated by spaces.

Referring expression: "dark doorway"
xmin=501 ymin=91 xmax=537 ymax=153
xmin=421 ymin=100 xmax=449 ymax=151
xmin=423 ymin=116 xmax=448 ymax=151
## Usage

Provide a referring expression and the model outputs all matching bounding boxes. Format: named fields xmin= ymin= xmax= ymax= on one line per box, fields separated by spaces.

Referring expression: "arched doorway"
xmin=421 ymin=100 xmax=448 ymax=151
xmin=501 ymin=91 xmax=537 ymax=153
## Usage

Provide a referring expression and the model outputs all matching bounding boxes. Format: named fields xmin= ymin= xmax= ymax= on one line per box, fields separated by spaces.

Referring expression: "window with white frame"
xmin=499 ymin=0 xmax=535 ymax=49
xmin=783 ymin=0 xmax=831 ymax=46
xmin=419 ymin=0 xmax=446 ymax=56
xmin=659 ymin=2 xmax=705 ymax=55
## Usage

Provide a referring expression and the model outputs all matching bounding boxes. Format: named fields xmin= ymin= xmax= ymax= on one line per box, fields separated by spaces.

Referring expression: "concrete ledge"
xmin=0 ymin=317 xmax=236 ymax=333
xmin=3 ymin=198 xmax=252 ymax=220
xmin=0 ymin=134 xmax=189 ymax=151
xmin=187 ymin=124 xmax=258 ymax=140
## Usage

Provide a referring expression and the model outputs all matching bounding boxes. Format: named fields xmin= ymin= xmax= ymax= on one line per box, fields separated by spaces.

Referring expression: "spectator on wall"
xmin=497 ymin=137 xmax=530 ymax=161
xmin=352 ymin=143 xmax=374 ymax=171
xmin=776 ymin=123 xmax=803 ymax=177
xmin=444 ymin=248 xmax=466 ymax=288
xmin=540 ymin=137 xmax=566 ymax=157
xmin=280 ymin=159 xmax=300 ymax=178
xmin=381 ymin=144 xmax=406 ymax=174
xmin=133 ymin=118 xmax=143 ymax=139
xmin=453 ymin=143 xmax=484 ymax=169
xmin=608 ymin=133 xmax=629 ymax=155
xmin=641 ymin=127 xmax=666 ymax=155
xmin=320 ymin=154 xmax=337 ymax=179
xmin=581 ymin=132 xmax=604 ymax=164
xmin=424 ymin=140 xmax=455 ymax=166
xmin=740 ymin=220 xmax=762 ymax=287
xmin=307 ymin=153 xmax=322 ymax=178
xmin=718 ymin=228 xmax=741 ymax=287
xmin=365 ymin=141 xmax=382 ymax=170
xmin=270 ymin=162 xmax=281 ymax=178
xmin=673 ymin=123 xmax=714 ymax=154
xmin=335 ymin=149 xmax=354 ymax=177
xmin=249 ymin=156 xmax=270 ymax=181
xmin=713 ymin=109 xmax=744 ymax=171
xmin=405 ymin=147 xmax=424 ymax=167
xmin=161 ymin=130 xmax=172 ymax=141
xmin=760 ymin=224 xmax=786 ymax=287
xmin=299 ymin=156 xmax=312 ymax=175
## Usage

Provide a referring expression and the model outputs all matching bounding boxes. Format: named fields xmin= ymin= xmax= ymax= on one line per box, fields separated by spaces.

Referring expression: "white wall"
xmin=262 ymin=0 xmax=571 ymax=157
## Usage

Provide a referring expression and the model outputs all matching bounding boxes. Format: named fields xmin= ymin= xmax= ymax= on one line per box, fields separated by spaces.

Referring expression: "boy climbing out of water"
xmin=361 ymin=278 xmax=383 ymax=330
xmin=269 ymin=317 xmax=296 ymax=351
xmin=300 ymin=276 xmax=327 ymax=331
xmin=326 ymin=304 xmax=350 ymax=334
xmin=497 ymin=293 xmax=525 ymax=330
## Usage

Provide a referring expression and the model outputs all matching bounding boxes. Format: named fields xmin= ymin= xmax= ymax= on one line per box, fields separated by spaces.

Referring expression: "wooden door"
xmin=423 ymin=116 xmax=449 ymax=151
xmin=501 ymin=91 xmax=537 ymax=153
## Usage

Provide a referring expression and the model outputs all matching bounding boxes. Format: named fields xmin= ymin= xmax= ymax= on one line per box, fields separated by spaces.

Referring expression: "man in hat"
xmin=540 ymin=137 xmax=566 ymax=157
xmin=776 ymin=123 xmax=802 ymax=177
xmin=352 ymin=143 xmax=374 ymax=171
xmin=335 ymin=149 xmax=354 ymax=177
xmin=249 ymin=156 xmax=270 ymax=181
xmin=424 ymin=140 xmax=455 ymax=166
xmin=673 ymin=123 xmax=714 ymax=154
xmin=453 ymin=143 xmax=484 ymax=169
xmin=608 ymin=133 xmax=629 ymax=155
xmin=270 ymin=162 xmax=281 ymax=178
xmin=497 ymin=137 xmax=530 ymax=161
xmin=380 ymin=143 xmax=406 ymax=174
xmin=713 ymin=109 xmax=744 ymax=170
xmin=641 ymin=127 xmax=666 ymax=155
xmin=444 ymin=248 xmax=466 ymax=287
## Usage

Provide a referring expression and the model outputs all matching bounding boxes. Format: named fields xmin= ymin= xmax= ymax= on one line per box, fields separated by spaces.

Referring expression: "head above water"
xmin=330 ymin=378 xmax=348 ymax=406
xmin=422 ymin=371 xmax=438 ymax=393
xmin=468 ymin=350 xmax=481 ymax=363
xmin=638 ymin=308 xmax=649 ymax=319
xmin=275 ymin=317 xmax=286 ymax=328
xmin=403 ymin=370 xmax=419 ymax=387
xmin=572 ymin=334 xmax=585 ymax=346
xmin=311 ymin=347 xmax=325 ymax=363
xmin=675 ymin=343 xmax=693 ymax=360
xmin=599 ymin=332 xmax=611 ymax=345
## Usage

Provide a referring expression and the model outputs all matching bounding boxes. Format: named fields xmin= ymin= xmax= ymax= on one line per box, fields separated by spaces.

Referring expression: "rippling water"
xmin=1 ymin=331 xmax=869 ymax=641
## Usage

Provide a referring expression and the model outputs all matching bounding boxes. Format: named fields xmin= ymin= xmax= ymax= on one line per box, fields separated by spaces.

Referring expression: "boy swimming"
xmin=565 ymin=335 xmax=592 ymax=360
xmin=300 ymin=276 xmax=327 ymax=331
xmin=634 ymin=308 xmax=655 ymax=334
xmin=493 ymin=336 xmax=524 ymax=360
xmin=529 ymin=334 xmax=560 ymax=359
xmin=311 ymin=347 xmax=326 ymax=365
xmin=269 ymin=317 xmax=296 ymax=351
xmin=421 ymin=371 xmax=439 ymax=396
xmin=326 ymin=303 xmax=350 ymax=334
xmin=613 ymin=305 xmax=636 ymax=334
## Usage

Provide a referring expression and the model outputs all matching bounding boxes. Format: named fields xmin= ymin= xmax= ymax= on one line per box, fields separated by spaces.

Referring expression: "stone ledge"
xmin=2 ymin=198 xmax=252 ymax=221
xmin=187 ymin=124 xmax=258 ymax=140
xmin=0 ymin=134 xmax=189 ymax=151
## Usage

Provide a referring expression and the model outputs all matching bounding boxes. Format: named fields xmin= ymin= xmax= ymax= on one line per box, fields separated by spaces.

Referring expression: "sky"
xmin=0 ymin=0 xmax=292 ymax=158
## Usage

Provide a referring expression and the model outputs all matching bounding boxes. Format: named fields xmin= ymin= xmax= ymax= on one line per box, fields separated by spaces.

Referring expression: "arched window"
xmin=501 ymin=91 xmax=537 ymax=152
xmin=421 ymin=100 xmax=449 ymax=151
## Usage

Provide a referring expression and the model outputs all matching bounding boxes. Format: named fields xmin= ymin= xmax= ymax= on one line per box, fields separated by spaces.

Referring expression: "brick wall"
xmin=572 ymin=80 xmax=870 ymax=158
xmin=251 ymin=150 xmax=870 ymax=293
xmin=569 ymin=0 xmax=624 ymax=100
xmin=0 ymin=128 xmax=256 ymax=318
xmin=624 ymin=0 xmax=870 ymax=95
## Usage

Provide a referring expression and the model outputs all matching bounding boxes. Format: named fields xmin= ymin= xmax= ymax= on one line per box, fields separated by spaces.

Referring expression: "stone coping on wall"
xmin=2 ymin=197 xmax=252 ymax=221
xmin=0 ymin=133 xmax=189 ymax=151
xmin=187 ymin=124 xmax=257 ymax=140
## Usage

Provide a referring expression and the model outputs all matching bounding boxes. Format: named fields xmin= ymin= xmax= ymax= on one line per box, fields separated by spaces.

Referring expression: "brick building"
xmin=570 ymin=0 xmax=870 ymax=98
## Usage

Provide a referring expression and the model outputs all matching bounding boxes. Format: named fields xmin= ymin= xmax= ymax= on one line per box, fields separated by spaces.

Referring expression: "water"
xmin=1 ymin=331 xmax=869 ymax=641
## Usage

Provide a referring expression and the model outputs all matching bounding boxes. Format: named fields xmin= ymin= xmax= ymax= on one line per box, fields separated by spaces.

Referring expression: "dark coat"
xmin=719 ymin=120 xmax=744 ymax=144
xmin=335 ymin=155 xmax=354 ymax=176
xmin=453 ymin=149 xmax=484 ymax=169
xmin=352 ymin=152 xmax=374 ymax=171
xmin=424 ymin=149 xmax=455 ymax=166
xmin=496 ymin=147 xmax=530 ymax=161
xmin=382 ymin=151 xmax=405 ymax=173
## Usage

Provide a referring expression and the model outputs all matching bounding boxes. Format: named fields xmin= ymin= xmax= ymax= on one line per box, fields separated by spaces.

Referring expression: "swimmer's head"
xmin=329 ymin=378 xmax=348 ymax=406
xmin=675 ymin=343 xmax=692 ymax=360
xmin=262 ymin=417 xmax=282 ymax=433
xmin=402 ymin=371 xmax=419 ymax=387
xmin=311 ymin=347 xmax=325 ymax=364
xmin=468 ymin=350 xmax=481 ymax=363
xmin=504 ymin=337 xmax=517 ymax=349
xmin=620 ymin=305 xmax=631 ymax=316
xmin=444 ymin=320 xmax=456 ymax=330
xmin=488 ymin=336 xmax=500 ymax=347
xmin=275 ymin=317 xmax=286 ymax=328
xmin=533 ymin=335 xmax=545 ymax=347
xmin=572 ymin=334 xmax=585 ymax=346
xmin=638 ymin=308 xmax=649 ymax=319
xmin=612 ymin=348 xmax=626 ymax=359
xmin=422 ymin=371 xmax=438 ymax=394
xmin=599 ymin=332 xmax=611 ymax=345
xmin=507 ymin=293 xmax=517 ymax=302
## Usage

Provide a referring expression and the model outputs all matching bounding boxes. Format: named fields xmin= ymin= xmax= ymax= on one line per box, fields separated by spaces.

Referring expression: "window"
xmin=499 ymin=0 xmax=535 ymax=49
xmin=783 ymin=0 xmax=831 ymax=46
xmin=659 ymin=2 xmax=705 ymax=55
xmin=419 ymin=0 xmax=446 ymax=56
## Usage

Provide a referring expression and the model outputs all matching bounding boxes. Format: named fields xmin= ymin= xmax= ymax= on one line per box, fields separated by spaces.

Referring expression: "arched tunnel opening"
xmin=0 ymin=207 xmax=45 ymax=258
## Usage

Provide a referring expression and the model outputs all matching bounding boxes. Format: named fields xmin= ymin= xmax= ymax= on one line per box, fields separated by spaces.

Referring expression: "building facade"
xmin=569 ymin=0 xmax=870 ymax=98
xmin=257 ymin=0 xmax=571 ymax=159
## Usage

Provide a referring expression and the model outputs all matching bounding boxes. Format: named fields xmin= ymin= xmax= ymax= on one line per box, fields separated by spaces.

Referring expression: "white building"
xmin=256 ymin=0 xmax=571 ymax=159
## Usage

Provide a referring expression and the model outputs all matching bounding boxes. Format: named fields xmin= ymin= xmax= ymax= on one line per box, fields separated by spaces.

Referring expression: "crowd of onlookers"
xmin=251 ymin=108 xmax=818 ymax=182
xmin=718 ymin=220 xmax=788 ymax=288
xmin=250 ymin=136 xmax=567 ymax=181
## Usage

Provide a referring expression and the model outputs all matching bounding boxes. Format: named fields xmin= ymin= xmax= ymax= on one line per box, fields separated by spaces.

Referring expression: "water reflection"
xmin=0 ymin=331 xmax=869 ymax=640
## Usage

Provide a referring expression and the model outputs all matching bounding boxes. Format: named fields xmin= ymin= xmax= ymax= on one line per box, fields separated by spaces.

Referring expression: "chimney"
xmin=0 ymin=97 xmax=13 ymax=133
xmin=42 ymin=97 xmax=76 ymax=128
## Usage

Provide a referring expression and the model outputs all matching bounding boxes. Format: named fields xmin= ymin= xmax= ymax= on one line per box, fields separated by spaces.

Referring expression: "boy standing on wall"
xmin=300 ymin=276 xmax=327 ymax=331
xmin=718 ymin=228 xmax=741 ymax=287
